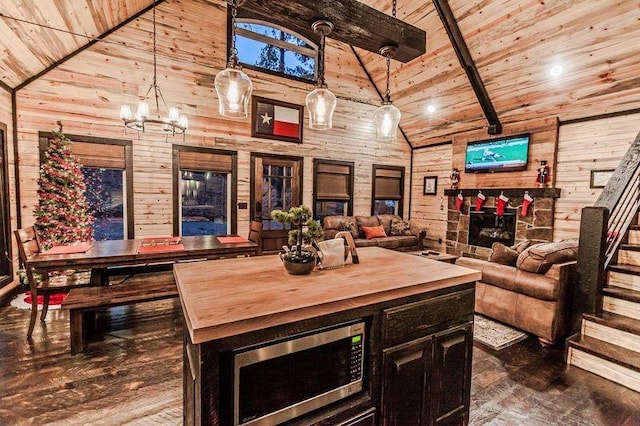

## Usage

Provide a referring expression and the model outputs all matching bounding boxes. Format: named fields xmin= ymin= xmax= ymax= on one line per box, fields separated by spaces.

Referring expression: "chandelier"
xmin=215 ymin=0 xmax=253 ymax=119
xmin=119 ymin=0 xmax=188 ymax=138
xmin=374 ymin=0 xmax=401 ymax=141
xmin=305 ymin=20 xmax=337 ymax=130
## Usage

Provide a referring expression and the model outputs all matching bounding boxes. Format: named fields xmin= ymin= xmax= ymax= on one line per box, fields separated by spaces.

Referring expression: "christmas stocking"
xmin=521 ymin=193 xmax=534 ymax=217
xmin=496 ymin=194 xmax=509 ymax=216
xmin=475 ymin=192 xmax=486 ymax=211
xmin=455 ymin=193 xmax=464 ymax=211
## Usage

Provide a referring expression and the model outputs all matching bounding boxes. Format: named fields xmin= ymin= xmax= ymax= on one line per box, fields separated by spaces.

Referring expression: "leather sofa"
xmin=322 ymin=214 xmax=426 ymax=251
xmin=456 ymin=240 xmax=578 ymax=344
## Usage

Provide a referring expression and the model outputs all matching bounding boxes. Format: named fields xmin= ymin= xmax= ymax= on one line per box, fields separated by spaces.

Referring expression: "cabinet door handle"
xmin=394 ymin=349 xmax=424 ymax=369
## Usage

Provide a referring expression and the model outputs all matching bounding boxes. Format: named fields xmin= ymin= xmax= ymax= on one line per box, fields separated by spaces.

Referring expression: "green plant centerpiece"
xmin=271 ymin=205 xmax=323 ymax=275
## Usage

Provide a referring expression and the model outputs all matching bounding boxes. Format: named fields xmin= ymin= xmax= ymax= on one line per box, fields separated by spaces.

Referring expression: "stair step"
xmin=582 ymin=313 xmax=640 ymax=353
xmin=630 ymin=225 xmax=640 ymax=231
xmin=584 ymin=312 xmax=640 ymax=335
xmin=603 ymin=286 xmax=640 ymax=303
xmin=629 ymin=229 xmax=640 ymax=245
xmin=604 ymin=296 xmax=640 ymax=320
xmin=609 ymin=263 xmax=640 ymax=277
xmin=570 ymin=335 xmax=640 ymax=372
xmin=568 ymin=340 xmax=640 ymax=392
xmin=608 ymin=270 xmax=640 ymax=292
xmin=620 ymin=244 xmax=640 ymax=252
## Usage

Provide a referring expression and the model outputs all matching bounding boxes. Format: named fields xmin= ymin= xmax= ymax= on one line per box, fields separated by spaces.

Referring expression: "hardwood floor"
xmin=1 ymin=293 xmax=639 ymax=425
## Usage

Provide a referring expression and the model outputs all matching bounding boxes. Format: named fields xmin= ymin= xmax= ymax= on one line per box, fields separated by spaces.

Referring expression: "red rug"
xmin=10 ymin=291 xmax=67 ymax=311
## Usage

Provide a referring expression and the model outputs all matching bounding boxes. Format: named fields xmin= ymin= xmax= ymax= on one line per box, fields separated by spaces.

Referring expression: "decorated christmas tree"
xmin=34 ymin=127 xmax=94 ymax=250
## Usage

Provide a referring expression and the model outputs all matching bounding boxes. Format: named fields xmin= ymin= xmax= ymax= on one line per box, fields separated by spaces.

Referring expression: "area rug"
xmin=474 ymin=314 xmax=529 ymax=350
xmin=10 ymin=292 xmax=67 ymax=310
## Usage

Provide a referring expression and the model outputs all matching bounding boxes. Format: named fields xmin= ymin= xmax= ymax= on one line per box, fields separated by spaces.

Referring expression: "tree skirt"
xmin=10 ymin=292 xmax=67 ymax=310
xmin=474 ymin=314 xmax=529 ymax=351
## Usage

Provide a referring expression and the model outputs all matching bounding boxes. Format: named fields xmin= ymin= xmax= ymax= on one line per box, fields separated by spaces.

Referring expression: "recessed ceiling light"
xmin=549 ymin=64 xmax=564 ymax=77
xmin=426 ymin=104 xmax=436 ymax=114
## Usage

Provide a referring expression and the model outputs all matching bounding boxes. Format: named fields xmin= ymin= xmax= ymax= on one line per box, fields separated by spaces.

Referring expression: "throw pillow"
xmin=362 ymin=225 xmax=387 ymax=240
xmin=517 ymin=239 xmax=579 ymax=274
xmin=390 ymin=219 xmax=412 ymax=236
xmin=489 ymin=242 xmax=519 ymax=266
xmin=511 ymin=239 xmax=532 ymax=254
xmin=340 ymin=220 xmax=358 ymax=240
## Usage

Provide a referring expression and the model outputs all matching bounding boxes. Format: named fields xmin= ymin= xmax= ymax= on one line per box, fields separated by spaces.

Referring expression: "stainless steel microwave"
xmin=233 ymin=321 xmax=366 ymax=426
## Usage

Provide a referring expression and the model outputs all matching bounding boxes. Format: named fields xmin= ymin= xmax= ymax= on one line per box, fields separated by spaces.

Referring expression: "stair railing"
xmin=573 ymin=130 xmax=640 ymax=332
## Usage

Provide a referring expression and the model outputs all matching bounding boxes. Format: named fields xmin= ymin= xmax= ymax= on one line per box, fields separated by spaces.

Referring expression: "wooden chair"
xmin=14 ymin=227 xmax=91 ymax=338
xmin=248 ymin=221 xmax=263 ymax=256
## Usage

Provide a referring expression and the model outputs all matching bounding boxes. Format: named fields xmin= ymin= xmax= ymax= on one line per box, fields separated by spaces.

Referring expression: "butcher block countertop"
xmin=174 ymin=246 xmax=481 ymax=344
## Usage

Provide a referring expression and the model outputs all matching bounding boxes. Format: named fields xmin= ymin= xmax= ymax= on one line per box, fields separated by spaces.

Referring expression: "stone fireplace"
xmin=444 ymin=188 xmax=560 ymax=259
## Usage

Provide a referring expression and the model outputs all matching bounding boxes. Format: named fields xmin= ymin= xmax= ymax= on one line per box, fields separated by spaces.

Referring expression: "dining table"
xmin=26 ymin=235 xmax=259 ymax=287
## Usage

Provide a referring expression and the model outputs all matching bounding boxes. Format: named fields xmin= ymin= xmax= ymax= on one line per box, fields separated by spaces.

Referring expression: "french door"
xmin=251 ymin=154 xmax=303 ymax=253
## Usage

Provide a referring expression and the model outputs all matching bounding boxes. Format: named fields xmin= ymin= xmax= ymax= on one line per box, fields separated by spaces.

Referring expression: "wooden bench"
xmin=62 ymin=270 xmax=178 ymax=354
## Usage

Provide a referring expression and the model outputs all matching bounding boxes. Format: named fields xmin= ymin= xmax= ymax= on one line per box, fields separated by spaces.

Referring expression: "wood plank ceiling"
xmin=0 ymin=0 xmax=639 ymax=147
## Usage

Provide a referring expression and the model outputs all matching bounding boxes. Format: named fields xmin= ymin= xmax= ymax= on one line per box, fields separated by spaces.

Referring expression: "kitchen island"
xmin=174 ymin=246 xmax=481 ymax=425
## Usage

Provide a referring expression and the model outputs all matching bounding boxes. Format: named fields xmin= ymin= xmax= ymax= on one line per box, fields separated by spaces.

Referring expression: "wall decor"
xmin=251 ymin=96 xmax=304 ymax=144
xmin=423 ymin=176 xmax=438 ymax=195
xmin=590 ymin=169 xmax=615 ymax=189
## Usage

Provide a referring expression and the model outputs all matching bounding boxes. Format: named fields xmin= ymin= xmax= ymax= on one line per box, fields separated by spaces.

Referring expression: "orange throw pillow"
xmin=362 ymin=225 xmax=387 ymax=239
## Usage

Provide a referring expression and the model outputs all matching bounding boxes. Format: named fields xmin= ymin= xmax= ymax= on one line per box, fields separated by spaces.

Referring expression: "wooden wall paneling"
xmin=554 ymin=113 xmax=640 ymax=241
xmin=12 ymin=0 xmax=410 ymax=241
xmin=411 ymin=144 xmax=452 ymax=251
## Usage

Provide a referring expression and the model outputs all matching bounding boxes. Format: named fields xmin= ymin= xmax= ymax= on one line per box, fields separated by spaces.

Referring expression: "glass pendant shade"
xmin=374 ymin=102 xmax=401 ymax=141
xmin=215 ymin=66 xmax=253 ymax=119
xmin=306 ymin=87 xmax=337 ymax=130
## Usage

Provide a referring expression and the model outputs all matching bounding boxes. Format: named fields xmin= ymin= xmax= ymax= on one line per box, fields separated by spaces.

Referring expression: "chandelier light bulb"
xmin=168 ymin=107 xmax=180 ymax=123
xmin=120 ymin=105 xmax=132 ymax=120
xmin=136 ymin=100 xmax=150 ymax=120
xmin=179 ymin=115 xmax=189 ymax=129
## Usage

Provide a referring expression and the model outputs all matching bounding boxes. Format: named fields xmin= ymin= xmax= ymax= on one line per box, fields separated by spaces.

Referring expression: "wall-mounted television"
xmin=464 ymin=133 xmax=530 ymax=173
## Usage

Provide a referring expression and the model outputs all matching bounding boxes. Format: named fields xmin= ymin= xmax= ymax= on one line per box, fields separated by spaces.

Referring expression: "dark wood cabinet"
xmin=381 ymin=336 xmax=433 ymax=425
xmin=381 ymin=301 xmax=473 ymax=426
xmin=431 ymin=323 xmax=473 ymax=425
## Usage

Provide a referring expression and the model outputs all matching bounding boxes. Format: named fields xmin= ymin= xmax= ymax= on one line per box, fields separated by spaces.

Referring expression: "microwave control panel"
xmin=350 ymin=333 xmax=364 ymax=382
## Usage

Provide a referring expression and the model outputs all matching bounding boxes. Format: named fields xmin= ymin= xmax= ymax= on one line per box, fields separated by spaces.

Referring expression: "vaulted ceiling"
xmin=1 ymin=0 xmax=638 ymax=147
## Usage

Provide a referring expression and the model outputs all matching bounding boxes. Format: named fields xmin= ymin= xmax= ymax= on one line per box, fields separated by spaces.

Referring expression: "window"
xmin=173 ymin=147 xmax=237 ymax=236
xmin=372 ymin=165 xmax=405 ymax=217
xmin=39 ymin=134 xmax=134 ymax=241
xmin=233 ymin=19 xmax=317 ymax=82
xmin=0 ymin=123 xmax=11 ymax=287
xmin=313 ymin=159 xmax=354 ymax=222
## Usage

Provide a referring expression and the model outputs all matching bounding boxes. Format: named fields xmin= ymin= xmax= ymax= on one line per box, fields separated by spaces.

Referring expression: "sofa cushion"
xmin=356 ymin=216 xmax=380 ymax=238
xmin=390 ymin=219 xmax=412 ymax=236
xmin=394 ymin=235 xmax=418 ymax=248
xmin=489 ymin=243 xmax=519 ymax=266
xmin=511 ymin=239 xmax=532 ymax=253
xmin=377 ymin=214 xmax=402 ymax=235
xmin=517 ymin=239 xmax=579 ymax=274
xmin=354 ymin=238 xmax=377 ymax=247
xmin=377 ymin=238 xmax=400 ymax=249
xmin=323 ymin=215 xmax=344 ymax=231
xmin=362 ymin=225 xmax=387 ymax=239
xmin=324 ymin=229 xmax=339 ymax=240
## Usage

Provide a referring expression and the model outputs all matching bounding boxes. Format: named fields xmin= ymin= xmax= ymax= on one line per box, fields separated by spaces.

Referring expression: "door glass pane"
xmin=82 ymin=167 xmax=125 ymax=240
xmin=262 ymin=165 xmax=293 ymax=230
xmin=181 ymin=170 xmax=228 ymax=236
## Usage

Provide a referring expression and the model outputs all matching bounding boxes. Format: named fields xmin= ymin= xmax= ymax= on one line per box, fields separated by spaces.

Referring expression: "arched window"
xmin=232 ymin=20 xmax=317 ymax=82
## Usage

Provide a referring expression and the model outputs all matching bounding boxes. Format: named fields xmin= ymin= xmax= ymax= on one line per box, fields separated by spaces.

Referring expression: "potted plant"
xmin=271 ymin=205 xmax=323 ymax=275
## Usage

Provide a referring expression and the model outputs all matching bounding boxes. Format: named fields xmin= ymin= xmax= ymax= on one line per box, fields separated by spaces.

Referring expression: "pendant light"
xmin=306 ymin=20 xmax=337 ymax=130
xmin=120 ymin=0 xmax=188 ymax=138
xmin=215 ymin=0 xmax=253 ymax=119
xmin=374 ymin=0 xmax=401 ymax=141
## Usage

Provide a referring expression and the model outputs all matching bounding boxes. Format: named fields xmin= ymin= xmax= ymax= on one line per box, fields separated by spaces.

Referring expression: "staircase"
xmin=567 ymin=131 xmax=640 ymax=392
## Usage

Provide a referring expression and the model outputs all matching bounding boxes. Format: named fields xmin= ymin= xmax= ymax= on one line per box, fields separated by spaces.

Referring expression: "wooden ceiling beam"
xmin=237 ymin=0 xmax=426 ymax=63
xmin=432 ymin=0 xmax=502 ymax=135
xmin=0 ymin=80 xmax=12 ymax=93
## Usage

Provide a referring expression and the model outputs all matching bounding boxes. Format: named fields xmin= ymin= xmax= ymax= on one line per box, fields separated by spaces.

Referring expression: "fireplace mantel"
xmin=443 ymin=188 xmax=561 ymax=198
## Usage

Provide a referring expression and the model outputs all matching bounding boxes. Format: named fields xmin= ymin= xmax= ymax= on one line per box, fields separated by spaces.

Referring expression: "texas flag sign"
xmin=252 ymin=96 xmax=304 ymax=143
